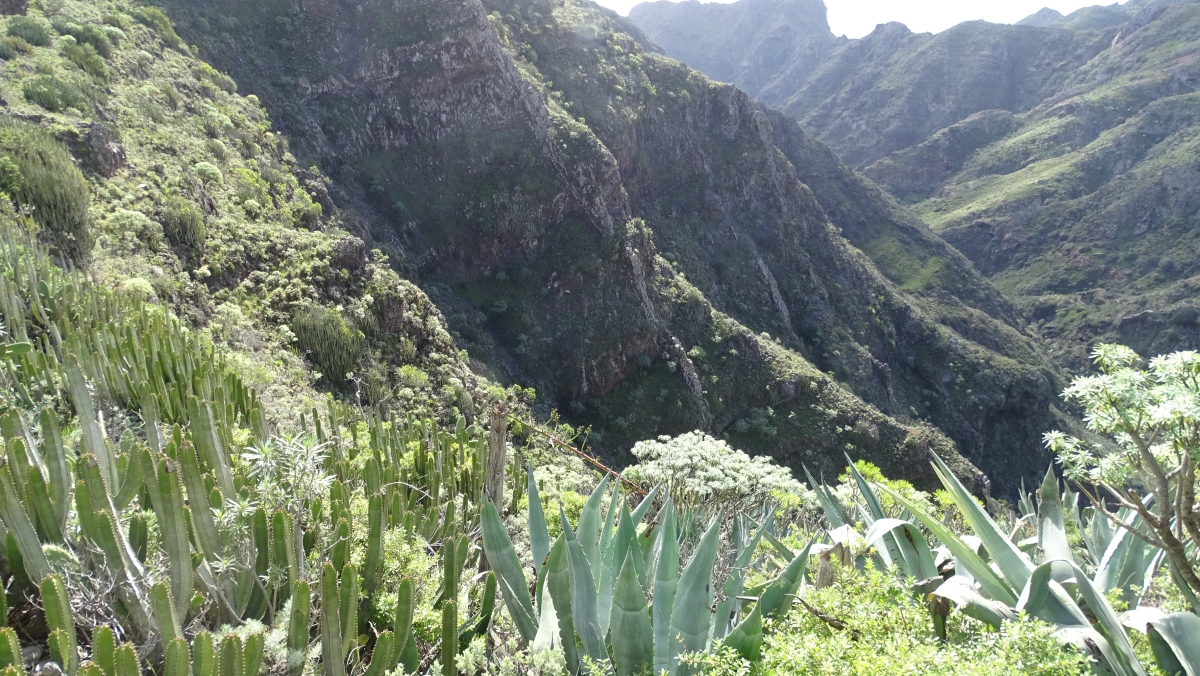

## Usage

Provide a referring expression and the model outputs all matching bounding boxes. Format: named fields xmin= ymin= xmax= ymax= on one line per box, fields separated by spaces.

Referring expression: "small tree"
xmin=1045 ymin=344 xmax=1200 ymax=605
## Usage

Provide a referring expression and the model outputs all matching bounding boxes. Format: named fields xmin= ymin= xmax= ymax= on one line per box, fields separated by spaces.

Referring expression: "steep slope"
xmin=142 ymin=0 xmax=1081 ymax=495
xmin=868 ymin=0 xmax=1200 ymax=366
xmin=0 ymin=1 xmax=502 ymax=430
xmin=627 ymin=0 xmax=836 ymax=99
xmin=632 ymin=0 xmax=1200 ymax=367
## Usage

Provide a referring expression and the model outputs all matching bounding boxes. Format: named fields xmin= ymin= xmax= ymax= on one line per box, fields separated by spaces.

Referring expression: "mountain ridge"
xmin=630 ymin=0 xmax=1200 ymax=369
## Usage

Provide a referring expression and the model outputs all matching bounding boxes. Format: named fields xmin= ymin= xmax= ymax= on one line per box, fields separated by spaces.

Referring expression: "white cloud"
xmin=600 ymin=0 xmax=1129 ymax=38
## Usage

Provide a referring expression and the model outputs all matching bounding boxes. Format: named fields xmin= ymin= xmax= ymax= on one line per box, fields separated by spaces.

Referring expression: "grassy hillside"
xmin=0 ymin=0 xmax=506 ymax=430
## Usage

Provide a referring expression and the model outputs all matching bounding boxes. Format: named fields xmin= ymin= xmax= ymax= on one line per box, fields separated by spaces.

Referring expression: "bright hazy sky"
xmin=603 ymin=0 xmax=1128 ymax=38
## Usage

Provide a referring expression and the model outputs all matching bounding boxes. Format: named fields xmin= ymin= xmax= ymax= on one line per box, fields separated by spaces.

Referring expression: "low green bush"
xmin=697 ymin=565 xmax=1089 ymax=676
xmin=291 ymin=305 xmax=364 ymax=386
xmin=134 ymin=6 xmax=185 ymax=50
xmin=160 ymin=196 xmax=206 ymax=264
xmin=21 ymin=75 xmax=97 ymax=112
xmin=51 ymin=18 xmax=114 ymax=58
xmin=0 ymin=119 xmax=92 ymax=263
xmin=62 ymin=41 xmax=108 ymax=81
xmin=0 ymin=40 xmax=14 ymax=61
xmin=6 ymin=16 xmax=51 ymax=47
xmin=195 ymin=161 xmax=223 ymax=186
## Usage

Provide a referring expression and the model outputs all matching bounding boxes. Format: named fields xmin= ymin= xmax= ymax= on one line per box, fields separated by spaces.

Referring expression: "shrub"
xmin=206 ymin=139 xmax=229 ymax=162
xmin=4 ymin=37 xmax=34 ymax=55
xmin=134 ymin=7 xmax=185 ymax=50
xmin=291 ymin=305 xmax=363 ymax=386
xmin=51 ymin=19 xmax=114 ymax=58
xmin=744 ymin=565 xmax=1088 ymax=676
xmin=0 ymin=120 xmax=92 ymax=263
xmin=62 ymin=42 xmax=108 ymax=81
xmin=21 ymin=75 xmax=95 ymax=112
xmin=194 ymin=161 xmax=223 ymax=186
xmin=6 ymin=16 xmax=51 ymax=47
xmin=160 ymin=197 xmax=205 ymax=264
xmin=0 ymin=40 xmax=13 ymax=61
xmin=626 ymin=431 xmax=815 ymax=515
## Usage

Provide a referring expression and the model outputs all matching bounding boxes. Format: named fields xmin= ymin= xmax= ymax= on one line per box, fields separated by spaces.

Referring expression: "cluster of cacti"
xmin=290 ymin=306 xmax=363 ymax=387
xmin=808 ymin=453 xmax=1200 ymax=674
xmin=483 ymin=466 xmax=815 ymax=675
xmin=0 ymin=222 xmax=511 ymax=676
xmin=0 ymin=119 xmax=92 ymax=264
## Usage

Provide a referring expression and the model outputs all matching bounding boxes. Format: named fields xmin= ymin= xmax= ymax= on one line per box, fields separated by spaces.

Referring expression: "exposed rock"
xmin=0 ymin=0 xmax=27 ymax=16
xmin=85 ymin=123 xmax=126 ymax=177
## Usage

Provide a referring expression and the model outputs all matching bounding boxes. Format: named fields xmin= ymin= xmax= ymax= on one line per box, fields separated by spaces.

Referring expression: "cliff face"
xmin=628 ymin=0 xmax=835 ymax=99
xmin=632 ymin=0 xmax=1200 ymax=368
xmin=148 ymin=0 xmax=1080 ymax=496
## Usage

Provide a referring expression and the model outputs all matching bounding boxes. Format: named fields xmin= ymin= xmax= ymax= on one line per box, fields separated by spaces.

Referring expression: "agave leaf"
xmin=1055 ymin=626 xmax=1130 ymax=676
xmin=609 ymin=550 xmax=653 ymax=676
xmin=532 ymin=572 xmax=560 ymax=653
xmin=564 ymin=519 xmax=608 ymax=668
xmin=1036 ymin=466 xmax=1076 ymax=569
xmin=1016 ymin=561 xmax=1090 ymax=628
xmin=479 ymin=502 xmax=537 ymax=642
xmin=931 ymin=576 xmax=1016 ymax=628
xmin=757 ymin=536 xmax=815 ymax=619
xmin=629 ymin=484 xmax=662 ymax=526
xmin=714 ymin=514 xmax=771 ymax=640
xmin=721 ymin=604 xmax=762 ymax=662
xmin=527 ymin=462 xmax=550 ymax=578
xmin=803 ymin=465 xmax=846 ymax=528
xmin=545 ymin=535 xmax=580 ymax=675
xmin=1147 ymin=612 xmax=1200 ymax=676
xmin=1062 ymin=561 xmax=1147 ymax=676
xmin=667 ymin=513 xmax=722 ymax=674
xmin=577 ymin=476 xmax=610 ymax=575
xmin=863 ymin=518 xmax=937 ymax=581
xmin=929 ymin=453 xmax=1032 ymax=593
xmin=652 ymin=500 xmax=679 ymax=676
xmin=879 ymin=485 xmax=1017 ymax=605
xmin=598 ymin=493 xmax=630 ymax=639
xmin=846 ymin=455 xmax=913 ymax=576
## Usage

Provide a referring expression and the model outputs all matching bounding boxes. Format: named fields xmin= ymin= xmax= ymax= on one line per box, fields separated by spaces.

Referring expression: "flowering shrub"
xmin=626 ymin=431 xmax=815 ymax=515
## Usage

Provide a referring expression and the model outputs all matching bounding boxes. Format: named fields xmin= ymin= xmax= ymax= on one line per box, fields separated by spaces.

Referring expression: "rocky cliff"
xmin=136 ymin=0 xmax=1087 ymax=496
xmin=632 ymin=0 xmax=1200 ymax=369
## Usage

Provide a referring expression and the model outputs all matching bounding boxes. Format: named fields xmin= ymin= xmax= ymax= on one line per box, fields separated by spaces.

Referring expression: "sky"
xmin=600 ymin=0 xmax=1128 ymax=38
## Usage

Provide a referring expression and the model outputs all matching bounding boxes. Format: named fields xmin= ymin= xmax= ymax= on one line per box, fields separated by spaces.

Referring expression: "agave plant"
xmin=483 ymin=467 xmax=817 ymax=675
xmin=822 ymin=451 xmax=1200 ymax=675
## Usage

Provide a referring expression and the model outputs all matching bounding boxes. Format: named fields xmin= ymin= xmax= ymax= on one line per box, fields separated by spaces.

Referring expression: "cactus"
xmin=272 ymin=510 xmax=298 ymax=598
xmin=338 ymin=564 xmax=359 ymax=660
xmin=92 ymin=627 xmax=116 ymax=676
xmin=113 ymin=644 xmax=140 ymax=676
xmin=0 ymin=628 xmax=22 ymax=673
xmin=42 ymin=575 xmax=78 ymax=675
xmin=319 ymin=563 xmax=345 ymax=676
xmin=192 ymin=633 xmax=216 ymax=676
xmin=0 ymin=457 xmax=50 ymax=583
xmin=441 ymin=533 xmax=458 ymax=676
xmin=331 ymin=518 xmax=350 ymax=574
xmin=286 ymin=581 xmax=311 ymax=676
xmin=152 ymin=580 xmax=184 ymax=642
xmin=362 ymin=494 xmax=384 ymax=595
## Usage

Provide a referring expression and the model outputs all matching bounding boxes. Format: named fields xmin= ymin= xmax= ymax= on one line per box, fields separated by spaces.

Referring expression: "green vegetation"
xmin=291 ymin=305 xmax=363 ymax=388
xmin=1046 ymin=344 xmax=1200 ymax=606
xmin=0 ymin=119 xmax=92 ymax=263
